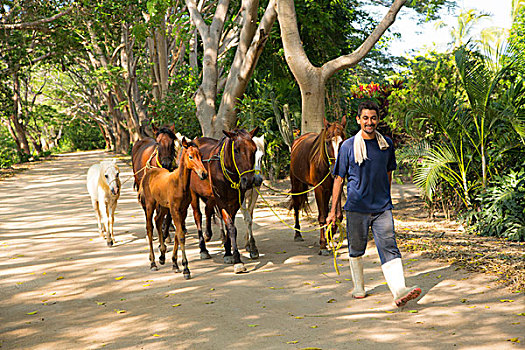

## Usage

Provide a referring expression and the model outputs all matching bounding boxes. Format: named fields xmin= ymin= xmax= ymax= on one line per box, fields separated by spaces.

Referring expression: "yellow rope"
xmin=219 ymin=140 xmax=256 ymax=206
xmin=263 ymin=140 xmax=336 ymax=196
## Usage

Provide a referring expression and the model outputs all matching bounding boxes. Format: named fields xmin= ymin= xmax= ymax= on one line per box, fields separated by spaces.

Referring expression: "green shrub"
xmin=59 ymin=118 xmax=105 ymax=151
xmin=466 ymin=169 xmax=525 ymax=241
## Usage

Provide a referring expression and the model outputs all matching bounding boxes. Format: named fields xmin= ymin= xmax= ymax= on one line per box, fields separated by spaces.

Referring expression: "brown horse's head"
xmin=152 ymin=123 xmax=177 ymax=171
xmin=222 ymin=127 xmax=259 ymax=191
xmin=323 ymin=116 xmax=347 ymax=162
xmin=181 ymin=138 xmax=208 ymax=180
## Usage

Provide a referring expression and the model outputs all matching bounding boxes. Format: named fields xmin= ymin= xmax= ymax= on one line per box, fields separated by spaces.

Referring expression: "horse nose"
xmin=240 ymin=175 xmax=254 ymax=191
xmin=200 ymin=170 xmax=208 ymax=180
xmin=254 ymin=174 xmax=263 ymax=187
xmin=162 ymin=159 xmax=173 ymax=170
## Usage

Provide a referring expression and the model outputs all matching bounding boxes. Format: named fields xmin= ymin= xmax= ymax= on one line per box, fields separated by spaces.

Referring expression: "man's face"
xmin=356 ymin=108 xmax=378 ymax=136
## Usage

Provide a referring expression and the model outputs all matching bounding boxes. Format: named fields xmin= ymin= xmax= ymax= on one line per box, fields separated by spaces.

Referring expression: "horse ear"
xmin=182 ymin=137 xmax=188 ymax=148
xmin=152 ymin=123 xmax=158 ymax=134
xmin=223 ymin=130 xmax=235 ymax=138
xmin=341 ymin=115 xmax=347 ymax=128
xmin=249 ymin=126 xmax=259 ymax=138
xmin=169 ymin=123 xmax=176 ymax=133
xmin=323 ymin=118 xmax=330 ymax=128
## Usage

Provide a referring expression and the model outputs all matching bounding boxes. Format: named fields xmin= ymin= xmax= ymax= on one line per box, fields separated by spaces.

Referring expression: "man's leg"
xmin=371 ymin=210 xmax=421 ymax=307
xmin=346 ymin=211 xmax=370 ymax=299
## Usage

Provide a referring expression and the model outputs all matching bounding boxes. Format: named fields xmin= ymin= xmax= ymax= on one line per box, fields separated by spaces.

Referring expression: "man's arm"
xmin=326 ymin=175 xmax=344 ymax=225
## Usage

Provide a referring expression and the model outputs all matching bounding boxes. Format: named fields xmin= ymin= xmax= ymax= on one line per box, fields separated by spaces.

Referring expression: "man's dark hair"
xmin=357 ymin=100 xmax=380 ymax=118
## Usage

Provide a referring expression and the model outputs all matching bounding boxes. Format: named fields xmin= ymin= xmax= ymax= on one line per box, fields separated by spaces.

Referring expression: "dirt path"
xmin=1 ymin=150 xmax=523 ymax=350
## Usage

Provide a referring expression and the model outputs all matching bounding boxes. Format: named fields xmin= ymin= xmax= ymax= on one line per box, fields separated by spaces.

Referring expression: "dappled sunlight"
xmin=1 ymin=151 xmax=523 ymax=349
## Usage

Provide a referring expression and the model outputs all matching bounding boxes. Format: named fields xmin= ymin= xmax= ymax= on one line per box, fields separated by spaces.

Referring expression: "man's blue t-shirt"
xmin=332 ymin=135 xmax=397 ymax=213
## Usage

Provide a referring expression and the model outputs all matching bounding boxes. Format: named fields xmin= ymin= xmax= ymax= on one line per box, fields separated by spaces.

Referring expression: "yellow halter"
xmin=219 ymin=140 xmax=256 ymax=204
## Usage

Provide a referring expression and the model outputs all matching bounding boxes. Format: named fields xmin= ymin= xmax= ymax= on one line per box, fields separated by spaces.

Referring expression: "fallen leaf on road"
xmin=408 ymin=310 xmax=418 ymax=313
xmin=507 ymin=338 xmax=520 ymax=343
xmin=115 ymin=276 xmax=124 ymax=280
xmin=248 ymin=324 xmax=258 ymax=327
xmin=172 ymin=304 xmax=181 ymax=307
xmin=327 ymin=299 xmax=336 ymax=303
xmin=56 ymin=276 xmax=64 ymax=280
xmin=115 ymin=309 xmax=126 ymax=314
xmin=500 ymin=299 xmax=514 ymax=302
xmin=96 ymin=302 xmax=105 ymax=306
xmin=26 ymin=311 xmax=38 ymax=315
xmin=286 ymin=341 xmax=298 ymax=344
xmin=152 ymin=334 xmax=160 ymax=337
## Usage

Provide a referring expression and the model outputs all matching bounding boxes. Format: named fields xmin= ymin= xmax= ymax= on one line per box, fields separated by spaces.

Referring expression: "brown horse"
xmin=131 ymin=123 xmax=177 ymax=190
xmin=138 ymin=138 xmax=208 ymax=278
xmin=189 ymin=128 xmax=261 ymax=274
xmin=131 ymin=123 xmax=177 ymax=241
xmin=289 ymin=117 xmax=346 ymax=255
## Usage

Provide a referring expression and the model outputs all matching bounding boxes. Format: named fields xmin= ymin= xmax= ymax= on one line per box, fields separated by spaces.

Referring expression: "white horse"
xmin=217 ymin=135 xmax=265 ymax=259
xmin=86 ymin=159 xmax=121 ymax=247
xmin=241 ymin=135 xmax=265 ymax=259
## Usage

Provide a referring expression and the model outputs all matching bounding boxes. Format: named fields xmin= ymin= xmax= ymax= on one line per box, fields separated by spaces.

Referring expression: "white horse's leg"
xmin=108 ymin=199 xmax=117 ymax=246
xmin=98 ymin=195 xmax=111 ymax=247
xmin=92 ymin=199 xmax=105 ymax=239
xmin=242 ymin=188 xmax=259 ymax=259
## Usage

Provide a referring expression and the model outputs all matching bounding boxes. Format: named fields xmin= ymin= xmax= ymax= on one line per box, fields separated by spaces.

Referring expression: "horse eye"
xmin=189 ymin=155 xmax=193 ymax=160
xmin=105 ymin=174 xmax=108 ymax=178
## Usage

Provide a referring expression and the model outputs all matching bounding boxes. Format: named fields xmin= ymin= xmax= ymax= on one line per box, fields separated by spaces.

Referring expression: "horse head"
xmin=222 ymin=127 xmax=259 ymax=191
xmin=323 ymin=116 xmax=347 ymax=162
xmin=152 ymin=123 xmax=176 ymax=171
xmin=103 ymin=159 xmax=121 ymax=196
xmin=252 ymin=135 xmax=265 ymax=188
xmin=181 ymin=138 xmax=208 ymax=180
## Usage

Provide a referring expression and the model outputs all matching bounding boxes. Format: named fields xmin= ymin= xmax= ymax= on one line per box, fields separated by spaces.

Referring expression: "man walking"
xmin=326 ymin=100 xmax=421 ymax=307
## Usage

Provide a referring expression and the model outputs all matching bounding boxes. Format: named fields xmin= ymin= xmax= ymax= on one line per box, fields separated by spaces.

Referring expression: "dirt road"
xmin=1 ymin=150 xmax=523 ymax=349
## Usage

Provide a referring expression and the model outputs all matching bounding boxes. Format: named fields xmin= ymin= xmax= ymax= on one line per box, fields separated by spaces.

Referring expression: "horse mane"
xmin=156 ymin=126 xmax=176 ymax=140
xmin=309 ymin=128 xmax=329 ymax=168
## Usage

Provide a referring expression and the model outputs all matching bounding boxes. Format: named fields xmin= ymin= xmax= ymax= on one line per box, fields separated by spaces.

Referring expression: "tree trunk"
xmin=276 ymin=0 xmax=406 ymax=134
xmin=216 ymin=0 xmax=277 ymax=132
xmin=11 ymin=70 xmax=31 ymax=155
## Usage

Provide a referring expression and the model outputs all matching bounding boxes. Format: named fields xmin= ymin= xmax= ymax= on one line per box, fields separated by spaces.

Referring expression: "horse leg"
xmin=172 ymin=208 xmax=191 ymax=279
xmin=221 ymin=209 xmax=246 ymax=273
xmin=108 ymin=201 xmax=117 ymax=246
xmin=100 ymin=199 xmax=113 ymax=247
xmin=91 ymin=199 xmax=105 ymax=240
xmin=191 ymin=193 xmax=210 ymax=259
xmin=154 ymin=208 xmax=167 ymax=265
xmin=172 ymin=230 xmax=181 ymax=273
xmin=242 ymin=189 xmax=259 ymax=259
xmin=290 ymin=175 xmax=307 ymax=242
xmin=205 ymin=200 xmax=216 ymax=242
xmin=314 ymin=186 xmax=330 ymax=256
xmin=162 ymin=212 xmax=172 ymax=244
xmin=145 ymin=204 xmax=158 ymax=270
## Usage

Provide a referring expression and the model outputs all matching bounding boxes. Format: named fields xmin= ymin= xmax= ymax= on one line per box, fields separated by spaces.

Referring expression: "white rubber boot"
xmin=349 ymin=256 xmax=366 ymax=299
xmin=381 ymin=258 xmax=421 ymax=307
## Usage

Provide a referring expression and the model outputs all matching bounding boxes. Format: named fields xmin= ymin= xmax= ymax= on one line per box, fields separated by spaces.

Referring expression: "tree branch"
xmin=322 ymin=0 xmax=406 ymax=80
xmin=0 ymin=7 xmax=74 ymax=30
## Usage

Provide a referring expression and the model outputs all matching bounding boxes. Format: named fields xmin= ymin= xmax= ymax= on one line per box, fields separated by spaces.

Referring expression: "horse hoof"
xmin=150 ymin=265 xmax=158 ymax=271
xmin=107 ymin=240 xmax=113 ymax=247
xmin=159 ymin=256 xmax=166 ymax=265
xmin=183 ymin=272 xmax=191 ymax=280
xmin=173 ymin=266 xmax=181 ymax=273
xmin=200 ymin=251 xmax=212 ymax=260
xmin=250 ymin=250 xmax=259 ymax=259
xmin=234 ymin=263 xmax=247 ymax=274
xmin=319 ymin=249 xmax=330 ymax=256
xmin=294 ymin=235 xmax=304 ymax=242
xmin=224 ymin=256 xmax=234 ymax=264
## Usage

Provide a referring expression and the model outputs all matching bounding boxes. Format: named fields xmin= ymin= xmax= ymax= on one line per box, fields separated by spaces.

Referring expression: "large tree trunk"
xmin=187 ymin=0 xmax=277 ymax=137
xmin=277 ymin=0 xmax=406 ymax=134
xmin=11 ymin=70 xmax=31 ymax=155
xmin=187 ymin=0 xmax=229 ymax=138
xmin=216 ymin=0 xmax=277 ymax=131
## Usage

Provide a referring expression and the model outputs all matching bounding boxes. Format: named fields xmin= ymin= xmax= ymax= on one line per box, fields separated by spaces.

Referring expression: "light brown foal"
xmin=139 ymin=138 xmax=208 ymax=279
